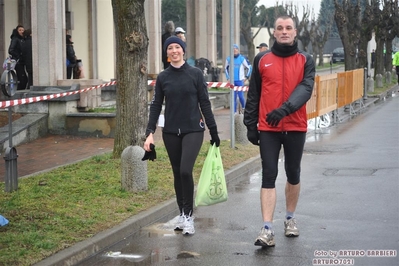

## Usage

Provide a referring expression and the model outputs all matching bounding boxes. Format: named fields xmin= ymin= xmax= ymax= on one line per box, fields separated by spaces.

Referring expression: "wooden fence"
xmin=307 ymin=68 xmax=364 ymax=120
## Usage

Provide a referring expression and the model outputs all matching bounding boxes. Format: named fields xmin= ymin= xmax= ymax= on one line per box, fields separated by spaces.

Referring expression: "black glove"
xmin=266 ymin=106 xmax=290 ymax=127
xmin=247 ymin=128 xmax=259 ymax=146
xmin=142 ymin=144 xmax=157 ymax=161
xmin=209 ymin=127 xmax=220 ymax=147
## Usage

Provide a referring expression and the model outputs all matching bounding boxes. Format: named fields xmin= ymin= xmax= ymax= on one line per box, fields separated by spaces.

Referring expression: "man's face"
xmin=258 ymin=46 xmax=268 ymax=52
xmin=273 ymin=18 xmax=296 ymax=45
xmin=233 ymin=48 xmax=239 ymax=56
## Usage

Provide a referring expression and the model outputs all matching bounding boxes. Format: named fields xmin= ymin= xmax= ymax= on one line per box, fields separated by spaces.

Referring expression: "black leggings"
xmin=163 ymin=131 xmax=204 ymax=216
xmin=259 ymin=131 xmax=306 ymax=188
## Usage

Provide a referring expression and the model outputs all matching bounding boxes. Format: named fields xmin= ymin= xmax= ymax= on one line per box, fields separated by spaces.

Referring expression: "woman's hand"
xmin=144 ymin=133 xmax=154 ymax=151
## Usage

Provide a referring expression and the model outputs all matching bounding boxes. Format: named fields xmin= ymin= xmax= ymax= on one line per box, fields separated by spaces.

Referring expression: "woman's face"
xmin=167 ymin=43 xmax=184 ymax=64
xmin=17 ymin=27 xmax=25 ymax=37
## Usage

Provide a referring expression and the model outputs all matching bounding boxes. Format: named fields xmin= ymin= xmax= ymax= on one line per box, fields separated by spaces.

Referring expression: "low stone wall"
xmin=65 ymin=113 xmax=116 ymax=138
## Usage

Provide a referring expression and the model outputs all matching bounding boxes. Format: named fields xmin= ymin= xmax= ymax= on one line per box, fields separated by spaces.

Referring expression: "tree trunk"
xmin=111 ymin=0 xmax=148 ymax=158
xmin=334 ymin=0 xmax=361 ymax=71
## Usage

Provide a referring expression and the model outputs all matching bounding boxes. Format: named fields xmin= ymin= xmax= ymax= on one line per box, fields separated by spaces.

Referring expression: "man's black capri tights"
xmin=259 ymin=131 xmax=306 ymax=188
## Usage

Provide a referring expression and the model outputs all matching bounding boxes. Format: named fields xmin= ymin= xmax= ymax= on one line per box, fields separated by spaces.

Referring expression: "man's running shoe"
xmin=284 ymin=218 xmax=299 ymax=237
xmin=254 ymin=227 xmax=275 ymax=247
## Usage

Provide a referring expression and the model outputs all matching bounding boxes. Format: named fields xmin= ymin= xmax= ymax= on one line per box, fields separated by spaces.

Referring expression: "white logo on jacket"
xmin=264 ymin=63 xmax=273 ymax=67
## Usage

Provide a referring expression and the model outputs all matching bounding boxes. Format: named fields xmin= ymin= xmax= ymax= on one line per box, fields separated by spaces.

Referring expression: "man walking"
xmin=244 ymin=15 xmax=315 ymax=247
xmin=256 ymin=43 xmax=268 ymax=53
xmin=224 ymin=44 xmax=252 ymax=113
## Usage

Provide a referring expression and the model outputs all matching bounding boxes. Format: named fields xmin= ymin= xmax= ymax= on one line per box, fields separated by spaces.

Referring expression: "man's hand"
xmin=266 ymin=107 xmax=289 ymax=127
xmin=247 ymin=129 xmax=259 ymax=146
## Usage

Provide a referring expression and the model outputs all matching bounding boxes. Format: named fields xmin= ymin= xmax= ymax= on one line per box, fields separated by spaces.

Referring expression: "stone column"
xmin=186 ymin=0 xmax=216 ymax=64
xmin=145 ymin=0 xmax=161 ymax=76
xmin=222 ymin=0 xmax=239 ymax=81
xmin=31 ymin=0 xmax=65 ymax=86
xmin=186 ymin=0 xmax=195 ymax=60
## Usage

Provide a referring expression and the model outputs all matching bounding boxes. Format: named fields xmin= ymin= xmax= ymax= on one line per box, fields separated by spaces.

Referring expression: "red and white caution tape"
xmin=0 ymin=78 xmax=248 ymax=108
xmin=147 ymin=80 xmax=248 ymax=91
xmin=0 ymin=80 xmax=117 ymax=108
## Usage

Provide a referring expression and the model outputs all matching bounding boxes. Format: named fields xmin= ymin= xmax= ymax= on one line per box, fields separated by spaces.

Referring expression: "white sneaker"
xmin=182 ymin=216 xmax=195 ymax=235
xmin=284 ymin=218 xmax=299 ymax=237
xmin=254 ymin=227 xmax=275 ymax=247
xmin=174 ymin=215 xmax=185 ymax=231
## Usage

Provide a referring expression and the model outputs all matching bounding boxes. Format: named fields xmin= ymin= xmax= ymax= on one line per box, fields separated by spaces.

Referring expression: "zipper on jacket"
xmin=178 ymin=128 xmax=181 ymax=136
xmin=282 ymin=57 xmax=285 ymax=131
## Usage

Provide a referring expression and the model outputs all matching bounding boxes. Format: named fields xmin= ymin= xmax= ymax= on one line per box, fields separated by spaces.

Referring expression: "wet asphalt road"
xmin=76 ymin=93 xmax=399 ymax=265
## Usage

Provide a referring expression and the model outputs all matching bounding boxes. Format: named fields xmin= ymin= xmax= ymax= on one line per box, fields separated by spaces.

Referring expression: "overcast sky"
xmin=257 ymin=0 xmax=322 ymax=18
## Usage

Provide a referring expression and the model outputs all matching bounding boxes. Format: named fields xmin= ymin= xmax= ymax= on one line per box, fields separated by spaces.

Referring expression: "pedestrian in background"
xmin=8 ymin=25 xmax=27 ymax=90
xmin=393 ymin=50 xmax=399 ymax=85
xmin=144 ymin=36 xmax=220 ymax=236
xmin=224 ymin=44 xmax=252 ymax=113
xmin=175 ymin=27 xmax=186 ymax=43
xmin=371 ymin=49 xmax=375 ymax=69
xmin=256 ymin=43 xmax=269 ymax=53
xmin=22 ymin=29 xmax=32 ymax=89
xmin=244 ymin=15 xmax=315 ymax=247
xmin=161 ymin=21 xmax=175 ymax=69
xmin=66 ymin=34 xmax=76 ymax=79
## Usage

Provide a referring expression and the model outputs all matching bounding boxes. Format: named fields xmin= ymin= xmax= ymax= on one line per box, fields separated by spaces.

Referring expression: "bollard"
xmin=367 ymin=77 xmax=374 ymax=93
xmin=375 ymin=74 xmax=383 ymax=88
xmin=234 ymin=113 xmax=249 ymax=145
xmin=385 ymin=71 xmax=391 ymax=84
xmin=121 ymin=146 xmax=148 ymax=192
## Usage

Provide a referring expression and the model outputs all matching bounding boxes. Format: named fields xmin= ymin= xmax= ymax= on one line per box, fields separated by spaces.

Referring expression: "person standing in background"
xmin=256 ymin=43 xmax=269 ymax=53
xmin=66 ymin=34 xmax=76 ymax=79
xmin=8 ymin=25 xmax=27 ymax=90
xmin=244 ymin=15 xmax=315 ymax=247
xmin=161 ymin=21 xmax=175 ymax=70
xmin=224 ymin=44 xmax=252 ymax=113
xmin=371 ymin=49 xmax=375 ymax=69
xmin=175 ymin=27 xmax=186 ymax=43
xmin=392 ymin=50 xmax=399 ymax=85
xmin=22 ymin=29 xmax=32 ymax=89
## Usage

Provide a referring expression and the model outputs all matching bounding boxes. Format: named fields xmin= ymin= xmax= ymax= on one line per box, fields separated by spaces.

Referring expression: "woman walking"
xmin=144 ymin=36 xmax=220 ymax=235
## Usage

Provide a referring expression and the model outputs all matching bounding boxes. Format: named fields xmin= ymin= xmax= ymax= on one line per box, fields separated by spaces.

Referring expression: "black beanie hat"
xmin=163 ymin=36 xmax=186 ymax=54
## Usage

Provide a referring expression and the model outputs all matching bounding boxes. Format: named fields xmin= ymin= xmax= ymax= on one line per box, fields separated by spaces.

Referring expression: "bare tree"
xmin=357 ymin=0 xmax=378 ymax=70
xmin=374 ymin=0 xmax=398 ymax=77
xmin=111 ymin=0 xmax=149 ymax=158
xmin=240 ymin=0 xmax=267 ymax=63
xmin=334 ymin=0 xmax=361 ymax=71
xmin=286 ymin=3 xmax=311 ymax=52
xmin=310 ymin=16 xmax=332 ymax=67
xmin=382 ymin=0 xmax=399 ymax=72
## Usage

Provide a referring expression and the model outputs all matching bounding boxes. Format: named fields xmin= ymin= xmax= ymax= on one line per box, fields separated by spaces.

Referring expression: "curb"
xmin=34 ymin=156 xmax=262 ymax=266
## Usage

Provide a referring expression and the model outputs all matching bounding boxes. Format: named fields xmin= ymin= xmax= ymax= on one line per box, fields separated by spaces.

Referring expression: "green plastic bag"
xmin=195 ymin=144 xmax=228 ymax=206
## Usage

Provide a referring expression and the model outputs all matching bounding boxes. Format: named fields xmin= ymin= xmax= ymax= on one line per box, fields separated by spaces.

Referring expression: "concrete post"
xmin=121 ymin=146 xmax=148 ymax=192
xmin=31 ymin=0 xmax=65 ymax=86
xmin=145 ymin=0 xmax=161 ymax=75
xmin=385 ymin=71 xmax=391 ymax=84
xmin=234 ymin=114 xmax=249 ymax=144
xmin=367 ymin=76 xmax=374 ymax=93
xmin=375 ymin=74 xmax=383 ymax=88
